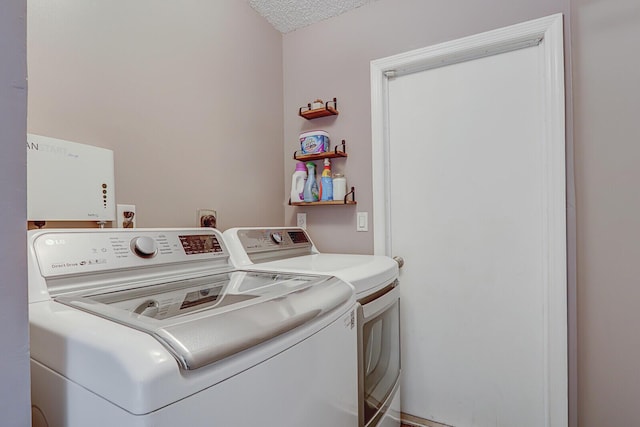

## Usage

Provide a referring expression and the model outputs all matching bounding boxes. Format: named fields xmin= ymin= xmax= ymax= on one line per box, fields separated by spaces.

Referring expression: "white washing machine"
xmin=28 ymin=228 xmax=358 ymax=427
xmin=223 ymin=227 xmax=401 ymax=427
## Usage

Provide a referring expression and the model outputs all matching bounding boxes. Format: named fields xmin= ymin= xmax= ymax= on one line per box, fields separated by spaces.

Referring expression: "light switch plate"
xmin=297 ymin=213 xmax=307 ymax=230
xmin=356 ymin=212 xmax=368 ymax=232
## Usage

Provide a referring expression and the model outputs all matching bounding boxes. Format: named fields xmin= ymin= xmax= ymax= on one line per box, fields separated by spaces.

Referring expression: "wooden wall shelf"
xmin=299 ymin=98 xmax=339 ymax=120
xmin=291 ymin=200 xmax=357 ymax=206
xmin=290 ymin=187 xmax=356 ymax=206
xmin=293 ymin=140 xmax=347 ymax=161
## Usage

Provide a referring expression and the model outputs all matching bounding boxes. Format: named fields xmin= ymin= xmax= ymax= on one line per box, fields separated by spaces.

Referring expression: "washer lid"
xmin=248 ymin=254 xmax=399 ymax=297
xmin=55 ymin=270 xmax=353 ymax=370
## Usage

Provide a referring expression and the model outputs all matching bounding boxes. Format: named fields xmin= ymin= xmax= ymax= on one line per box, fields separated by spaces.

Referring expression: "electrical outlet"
xmin=116 ymin=204 xmax=136 ymax=228
xmin=297 ymin=213 xmax=307 ymax=230
xmin=197 ymin=209 xmax=218 ymax=228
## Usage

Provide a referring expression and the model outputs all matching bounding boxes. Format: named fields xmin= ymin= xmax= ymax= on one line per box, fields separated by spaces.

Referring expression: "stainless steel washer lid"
xmin=56 ymin=270 xmax=353 ymax=370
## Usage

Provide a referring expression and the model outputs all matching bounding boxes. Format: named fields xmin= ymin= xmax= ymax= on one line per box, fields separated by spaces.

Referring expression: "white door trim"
xmin=370 ymin=13 xmax=567 ymax=426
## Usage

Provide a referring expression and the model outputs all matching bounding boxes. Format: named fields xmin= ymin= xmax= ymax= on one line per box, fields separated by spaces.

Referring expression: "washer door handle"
xmin=393 ymin=256 xmax=404 ymax=269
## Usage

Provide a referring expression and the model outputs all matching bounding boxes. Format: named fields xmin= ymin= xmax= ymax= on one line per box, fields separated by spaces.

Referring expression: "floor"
xmin=401 ymin=416 xmax=453 ymax=427
xmin=401 ymin=423 xmax=450 ymax=427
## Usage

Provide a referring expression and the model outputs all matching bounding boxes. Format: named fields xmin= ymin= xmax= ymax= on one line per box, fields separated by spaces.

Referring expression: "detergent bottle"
xmin=319 ymin=159 xmax=333 ymax=201
xmin=290 ymin=162 xmax=307 ymax=203
xmin=303 ymin=162 xmax=319 ymax=202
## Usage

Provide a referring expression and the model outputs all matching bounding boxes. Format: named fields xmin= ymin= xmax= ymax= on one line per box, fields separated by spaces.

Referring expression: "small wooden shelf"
xmin=299 ymin=98 xmax=339 ymax=120
xmin=293 ymin=140 xmax=347 ymax=161
xmin=291 ymin=200 xmax=356 ymax=206
xmin=290 ymin=187 xmax=356 ymax=206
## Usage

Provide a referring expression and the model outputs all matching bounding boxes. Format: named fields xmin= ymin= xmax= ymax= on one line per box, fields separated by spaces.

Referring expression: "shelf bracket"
xmin=344 ymin=187 xmax=355 ymax=204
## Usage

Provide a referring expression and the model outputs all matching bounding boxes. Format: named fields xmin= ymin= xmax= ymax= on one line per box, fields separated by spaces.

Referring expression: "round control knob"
xmin=271 ymin=232 xmax=283 ymax=244
xmin=131 ymin=236 xmax=157 ymax=258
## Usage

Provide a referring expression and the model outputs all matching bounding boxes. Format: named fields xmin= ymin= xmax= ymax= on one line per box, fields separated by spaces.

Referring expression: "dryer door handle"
xmin=393 ymin=256 xmax=404 ymax=269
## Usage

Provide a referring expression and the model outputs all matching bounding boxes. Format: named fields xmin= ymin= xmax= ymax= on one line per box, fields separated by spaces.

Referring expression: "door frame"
xmin=370 ymin=14 xmax=567 ymax=426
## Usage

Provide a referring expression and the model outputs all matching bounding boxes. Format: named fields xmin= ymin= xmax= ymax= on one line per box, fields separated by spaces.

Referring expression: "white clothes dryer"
xmin=28 ymin=228 xmax=358 ymax=427
xmin=223 ymin=227 xmax=401 ymax=427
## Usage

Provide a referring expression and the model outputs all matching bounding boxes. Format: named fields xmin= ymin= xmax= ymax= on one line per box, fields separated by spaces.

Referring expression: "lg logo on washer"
xmin=44 ymin=239 xmax=66 ymax=246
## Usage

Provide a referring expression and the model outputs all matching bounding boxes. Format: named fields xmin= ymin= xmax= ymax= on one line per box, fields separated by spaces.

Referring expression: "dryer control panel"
xmin=233 ymin=228 xmax=314 ymax=262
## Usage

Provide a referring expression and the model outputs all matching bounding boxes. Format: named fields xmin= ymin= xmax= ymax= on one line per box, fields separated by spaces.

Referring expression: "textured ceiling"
xmin=248 ymin=0 xmax=378 ymax=33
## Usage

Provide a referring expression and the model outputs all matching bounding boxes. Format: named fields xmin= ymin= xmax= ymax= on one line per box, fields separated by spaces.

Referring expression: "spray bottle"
xmin=319 ymin=159 xmax=333 ymax=201
xmin=303 ymin=162 xmax=319 ymax=202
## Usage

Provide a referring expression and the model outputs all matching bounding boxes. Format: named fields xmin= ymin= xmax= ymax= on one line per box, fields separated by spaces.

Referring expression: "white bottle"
xmin=333 ymin=173 xmax=347 ymax=201
xmin=290 ymin=162 xmax=307 ymax=203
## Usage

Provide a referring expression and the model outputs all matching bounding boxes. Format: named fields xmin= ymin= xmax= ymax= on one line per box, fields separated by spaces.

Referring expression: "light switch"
xmin=356 ymin=212 xmax=368 ymax=232
xmin=297 ymin=213 xmax=307 ymax=230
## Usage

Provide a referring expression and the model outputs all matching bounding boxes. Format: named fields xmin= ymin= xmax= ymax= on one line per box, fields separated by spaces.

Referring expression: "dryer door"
xmin=358 ymin=283 xmax=401 ymax=427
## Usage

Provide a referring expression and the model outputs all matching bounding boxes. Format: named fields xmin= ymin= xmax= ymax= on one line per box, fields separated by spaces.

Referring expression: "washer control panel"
xmin=32 ymin=228 xmax=228 ymax=278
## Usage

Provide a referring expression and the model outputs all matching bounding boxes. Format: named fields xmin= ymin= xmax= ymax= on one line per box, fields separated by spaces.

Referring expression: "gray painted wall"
xmin=0 ymin=0 xmax=30 ymax=425
xmin=283 ymin=0 xmax=571 ymax=255
xmin=27 ymin=0 xmax=284 ymax=230
xmin=571 ymin=1 xmax=640 ymax=425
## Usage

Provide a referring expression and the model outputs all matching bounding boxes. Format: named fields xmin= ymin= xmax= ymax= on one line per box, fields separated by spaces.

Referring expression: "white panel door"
xmin=371 ymin=15 xmax=567 ymax=427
